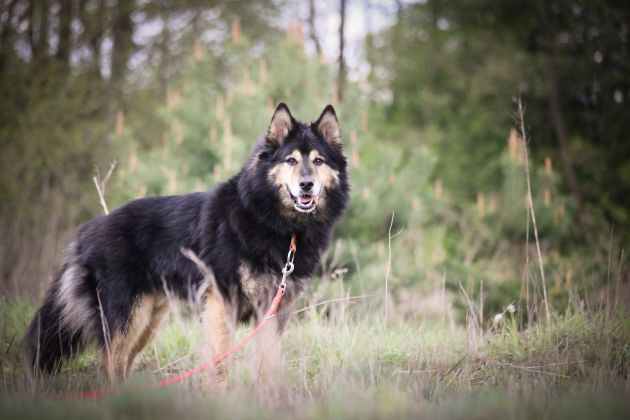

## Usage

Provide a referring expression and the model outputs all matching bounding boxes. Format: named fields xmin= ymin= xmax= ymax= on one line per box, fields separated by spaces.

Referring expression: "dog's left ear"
xmin=313 ymin=105 xmax=342 ymax=150
xmin=267 ymin=102 xmax=294 ymax=146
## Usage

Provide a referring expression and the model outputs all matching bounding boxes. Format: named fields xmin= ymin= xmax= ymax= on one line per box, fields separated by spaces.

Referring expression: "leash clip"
xmin=279 ymin=233 xmax=297 ymax=292
xmin=280 ymin=261 xmax=293 ymax=291
xmin=282 ymin=261 xmax=294 ymax=276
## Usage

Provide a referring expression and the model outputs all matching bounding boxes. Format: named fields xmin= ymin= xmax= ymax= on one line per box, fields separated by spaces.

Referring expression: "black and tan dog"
xmin=25 ymin=103 xmax=349 ymax=382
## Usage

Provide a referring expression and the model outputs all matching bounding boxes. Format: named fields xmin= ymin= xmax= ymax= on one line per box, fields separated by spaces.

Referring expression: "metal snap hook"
xmin=282 ymin=261 xmax=294 ymax=275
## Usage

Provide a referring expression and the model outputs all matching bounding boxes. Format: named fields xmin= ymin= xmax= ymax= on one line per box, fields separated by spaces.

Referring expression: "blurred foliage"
xmin=0 ymin=0 xmax=627 ymax=325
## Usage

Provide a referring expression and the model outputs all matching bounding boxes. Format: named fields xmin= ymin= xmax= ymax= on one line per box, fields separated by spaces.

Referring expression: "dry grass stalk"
xmin=517 ymin=98 xmax=550 ymax=323
xmin=384 ymin=213 xmax=394 ymax=325
xmin=543 ymin=188 xmax=551 ymax=206
xmin=615 ymin=249 xmax=625 ymax=312
xmin=488 ymin=195 xmax=497 ymax=213
xmin=544 ymin=156 xmax=553 ymax=175
xmin=434 ymin=178 xmax=443 ymax=200
xmin=360 ymin=112 xmax=368 ymax=131
xmin=115 ymin=108 xmax=125 ymax=135
xmin=216 ymin=95 xmax=224 ymax=119
xmin=231 ymin=17 xmax=241 ymax=44
xmin=476 ymin=192 xmax=485 ymax=216
xmin=96 ymin=288 xmax=113 ymax=376
xmin=193 ymin=39 xmax=202 ymax=61
xmin=223 ymin=118 xmax=233 ymax=171
xmin=293 ymin=295 xmax=371 ymax=317
xmin=259 ymin=59 xmax=267 ymax=85
xmin=210 ymin=123 xmax=217 ymax=143
xmin=384 ymin=212 xmax=402 ymax=326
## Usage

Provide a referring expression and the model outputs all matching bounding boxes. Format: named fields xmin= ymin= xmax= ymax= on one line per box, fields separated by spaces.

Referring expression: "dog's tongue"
xmin=299 ymin=195 xmax=313 ymax=205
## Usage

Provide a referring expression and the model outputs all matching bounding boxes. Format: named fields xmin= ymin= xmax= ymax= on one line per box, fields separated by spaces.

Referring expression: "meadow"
xmin=1 ymin=263 xmax=628 ymax=419
xmin=1 ymin=1 xmax=629 ymax=418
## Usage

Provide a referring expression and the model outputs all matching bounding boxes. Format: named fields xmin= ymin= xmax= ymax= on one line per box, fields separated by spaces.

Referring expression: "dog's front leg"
xmin=201 ymin=290 xmax=233 ymax=387
xmin=252 ymin=315 xmax=282 ymax=385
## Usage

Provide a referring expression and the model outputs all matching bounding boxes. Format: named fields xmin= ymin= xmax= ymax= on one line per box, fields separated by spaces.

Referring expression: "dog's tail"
xmin=24 ymin=246 xmax=98 ymax=374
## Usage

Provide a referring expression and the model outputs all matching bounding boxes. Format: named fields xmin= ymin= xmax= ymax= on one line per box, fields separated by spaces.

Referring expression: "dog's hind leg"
xmin=102 ymin=295 xmax=156 ymax=382
xmin=125 ymin=296 xmax=168 ymax=376
xmin=201 ymin=290 xmax=233 ymax=387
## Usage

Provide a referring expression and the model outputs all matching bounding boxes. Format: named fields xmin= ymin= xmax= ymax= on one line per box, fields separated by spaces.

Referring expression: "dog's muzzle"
xmin=287 ymin=185 xmax=318 ymax=213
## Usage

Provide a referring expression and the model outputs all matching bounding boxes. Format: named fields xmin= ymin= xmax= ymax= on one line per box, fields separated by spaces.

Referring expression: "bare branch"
xmin=179 ymin=247 xmax=218 ymax=304
xmin=92 ymin=161 xmax=117 ymax=215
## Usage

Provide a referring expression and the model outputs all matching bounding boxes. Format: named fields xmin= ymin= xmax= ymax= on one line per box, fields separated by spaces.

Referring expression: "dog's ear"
xmin=267 ymin=102 xmax=294 ymax=146
xmin=313 ymin=105 xmax=342 ymax=150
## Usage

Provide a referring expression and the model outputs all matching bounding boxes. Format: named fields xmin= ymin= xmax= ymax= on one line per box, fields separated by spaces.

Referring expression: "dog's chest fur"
xmin=238 ymin=259 xmax=310 ymax=314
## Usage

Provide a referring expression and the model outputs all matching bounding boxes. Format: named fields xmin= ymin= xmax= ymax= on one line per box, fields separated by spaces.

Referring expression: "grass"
xmin=1 ymin=295 xmax=628 ymax=419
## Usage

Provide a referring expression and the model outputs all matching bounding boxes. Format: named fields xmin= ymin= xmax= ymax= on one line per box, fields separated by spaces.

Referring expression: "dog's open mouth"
xmin=287 ymin=187 xmax=318 ymax=213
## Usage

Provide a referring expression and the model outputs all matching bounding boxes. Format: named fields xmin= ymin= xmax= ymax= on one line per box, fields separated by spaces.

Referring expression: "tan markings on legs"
xmin=252 ymin=316 xmax=281 ymax=385
xmin=201 ymin=290 xmax=233 ymax=387
xmin=126 ymin=297 xmax=168 ymax=376
xmin=102 ymin=295 xmax=156 ymax=382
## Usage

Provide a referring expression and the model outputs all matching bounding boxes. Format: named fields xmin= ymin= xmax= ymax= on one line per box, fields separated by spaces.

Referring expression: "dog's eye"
xmin=313 ymin=157 xmax=325 ymax=166
xmin=286 ymin=157 xmax=298 ymax=165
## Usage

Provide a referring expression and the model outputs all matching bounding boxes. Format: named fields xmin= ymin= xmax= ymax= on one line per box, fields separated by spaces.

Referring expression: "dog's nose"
xmin=299 ymin=178 xmax=314 ymax=192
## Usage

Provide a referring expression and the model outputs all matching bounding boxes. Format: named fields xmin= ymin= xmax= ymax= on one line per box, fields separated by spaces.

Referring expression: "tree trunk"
xmin=110 ymin=0 xmax=134 ymax=94
xmin=0 ymin=0 xmax=18 ymax=47
xmin=535 ymin=0 xmax=589 ymax=225
xmin=0 ymin=0 xmax=19 ymax=68
xmin=157 ymin=8 xmax=171 ymax=103
xmin=79 ymin=0 xmax=105 ymax=80
xmin=307 ymin=0 xmax=322 ymax=57
xmin=28 ymin=0 xmax=49 ymax=63
xmin=55 ymin=0 xmax=72 ymax=67
xmin=337 ymin=0 xmax=346 ymax=102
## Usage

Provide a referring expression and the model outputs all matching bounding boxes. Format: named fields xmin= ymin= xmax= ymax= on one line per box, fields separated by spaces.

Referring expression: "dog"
xmin=24 ymin=103 xmax=349 ymax=382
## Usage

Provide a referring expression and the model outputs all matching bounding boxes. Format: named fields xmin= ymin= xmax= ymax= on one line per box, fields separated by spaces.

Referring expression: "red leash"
xmin=58 ymin=235 xmax=297 ymax=400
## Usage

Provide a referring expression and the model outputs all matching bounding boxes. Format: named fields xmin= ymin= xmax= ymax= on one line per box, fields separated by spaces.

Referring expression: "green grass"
xmin=1 ymin=297 xmax=628 ymax=419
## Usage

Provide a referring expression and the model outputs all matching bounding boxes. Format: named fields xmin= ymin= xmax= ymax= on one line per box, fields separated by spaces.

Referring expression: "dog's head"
xmin=239 ymin=103 xmax=349 ymax=227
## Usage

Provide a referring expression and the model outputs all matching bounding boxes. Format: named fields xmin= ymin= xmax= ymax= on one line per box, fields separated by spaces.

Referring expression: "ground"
xmin=1 ymin=297 xmax=628 ymax=419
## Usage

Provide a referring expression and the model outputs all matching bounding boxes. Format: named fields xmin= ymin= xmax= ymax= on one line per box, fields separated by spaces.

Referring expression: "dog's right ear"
xmin=267 ymin=102 xmax=294 ymax=146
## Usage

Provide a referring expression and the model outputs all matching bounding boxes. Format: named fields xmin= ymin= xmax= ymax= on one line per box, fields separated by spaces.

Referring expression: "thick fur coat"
xmin=24 ymin=103 xmax=349 ymax=380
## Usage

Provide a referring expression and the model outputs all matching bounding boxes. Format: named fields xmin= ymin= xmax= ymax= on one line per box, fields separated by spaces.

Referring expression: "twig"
xmin=441 ymin=270 xmax=446 ymax=328
xmin=153 ymin=355 xmax=191 ymax=373
xmin=437 ymin=353 xmax=467 ymax=386
xmin=494 ymin=361 xmax=570 ymax=378
xmin=292 ymin=295 xmax=371 ymax=315
xmin=479 ymin=280 xmax=483 ymax=334
xmin=96 ymin=288 xmax=112 ymax=375
xmin=93 ymin=160 xmax=117 ymax=215
xmin=502 ymin=360 xmax=585 ymax=368
xmin=517 ymin=98 xmax=550 ymax=323
xmin=615 ymin=249 xmax=625 ymax=312
xmin=385 ymin=211 xmax=398 ymax=326
xmin=0 ymin=332 xmax=17 ymax=367
xmin=391 ymin=368 xmax=440 ymax=377
xmin=180 ymin=247 xmax=218 ymax=303
xmin=605 ymin=225 xmax=614 ymax=318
